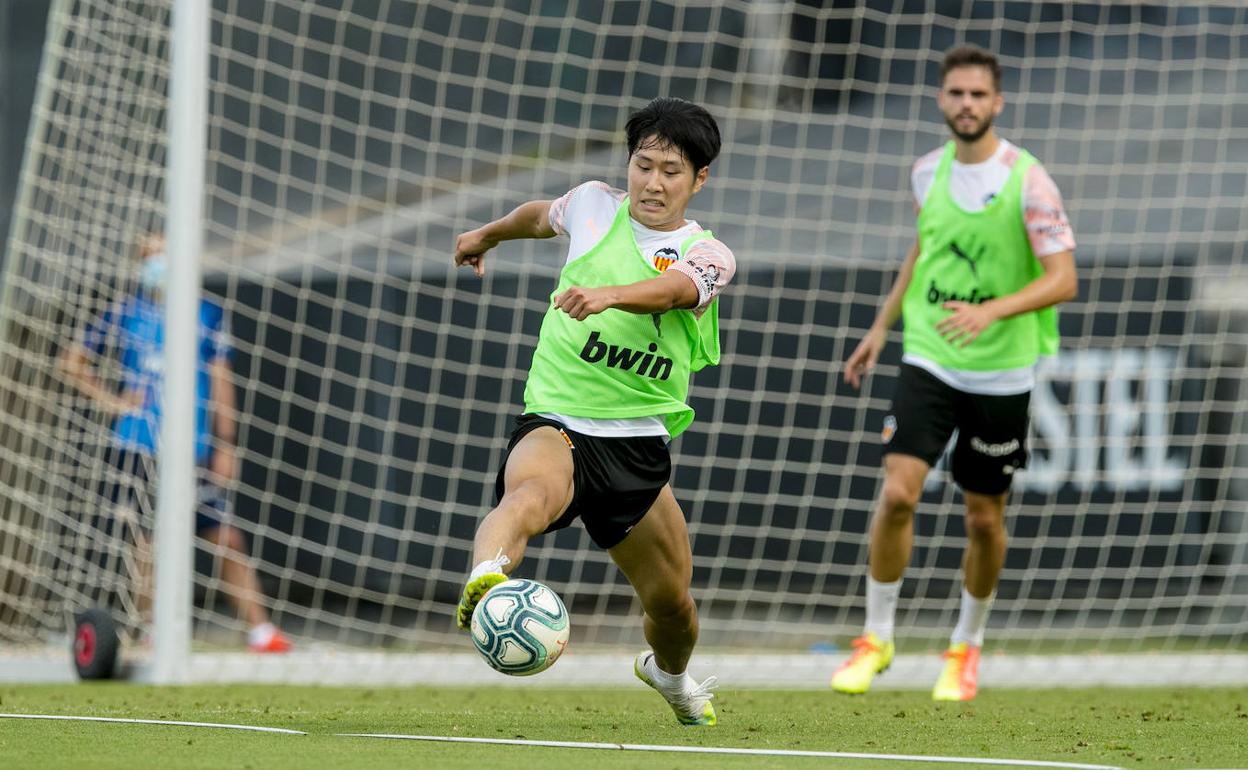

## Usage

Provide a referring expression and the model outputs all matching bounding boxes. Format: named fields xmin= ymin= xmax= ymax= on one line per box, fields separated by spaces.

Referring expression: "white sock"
xmin=950 ymin=587 xmax=994 ymax=647
xmin=864 ymin=576 xmax=902 ymax=642
xmin=648 ymin=657 xmax=690 ymax=691
xmin=248 ymin=622 xmax=277 ymax=647
xmin=468 ymin=549 xmax=511 ymax=582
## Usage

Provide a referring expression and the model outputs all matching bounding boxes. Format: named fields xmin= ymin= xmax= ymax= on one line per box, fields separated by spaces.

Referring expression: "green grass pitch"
xmin=1 ymin=684 xmax=1243 ymax=769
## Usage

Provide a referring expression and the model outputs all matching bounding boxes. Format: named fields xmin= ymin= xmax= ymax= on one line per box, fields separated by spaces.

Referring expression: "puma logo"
xmin=949 ymin=241 xmax=980 ymax=278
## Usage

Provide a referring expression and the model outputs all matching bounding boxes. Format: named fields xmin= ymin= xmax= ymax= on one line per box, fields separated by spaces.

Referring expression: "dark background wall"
xmin=0 ymin=1 xmax=50 ymax=267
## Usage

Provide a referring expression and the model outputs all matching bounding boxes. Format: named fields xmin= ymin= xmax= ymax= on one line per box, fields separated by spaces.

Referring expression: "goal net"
xmin=1 ymin=0 xmax=1245 ymax=685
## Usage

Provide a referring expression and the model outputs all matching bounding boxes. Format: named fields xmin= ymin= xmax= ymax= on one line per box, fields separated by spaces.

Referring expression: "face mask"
xmin=139 ymin=253 xmax=167 ymax=292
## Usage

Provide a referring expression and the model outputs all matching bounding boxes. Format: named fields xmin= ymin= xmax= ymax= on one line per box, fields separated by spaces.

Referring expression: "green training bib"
xmin=903 ymin=142 xmax=1059 ymax=370
xmin=524 ymin=198 xmax=720 ymax=438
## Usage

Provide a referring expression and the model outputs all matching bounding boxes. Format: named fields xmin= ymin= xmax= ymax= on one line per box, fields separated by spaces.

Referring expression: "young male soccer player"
xmin=62 ymin=233 xmax=291 ymax=653
xmin=835 ymin=45 xmax=1077 ymax=701
xmin=452 ymin=97 xmax=735 ymax=725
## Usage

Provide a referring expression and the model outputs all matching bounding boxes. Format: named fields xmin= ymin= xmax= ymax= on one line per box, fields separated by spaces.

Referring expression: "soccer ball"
xmin=470 ymin=578 xmax=570 ymax=676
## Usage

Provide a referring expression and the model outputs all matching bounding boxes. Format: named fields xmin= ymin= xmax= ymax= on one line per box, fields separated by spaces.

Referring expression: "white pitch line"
xmin=336 ymin=733 xmax=1125 ymax=770
xmin=0 ymin=713 xmax=306 ymax=734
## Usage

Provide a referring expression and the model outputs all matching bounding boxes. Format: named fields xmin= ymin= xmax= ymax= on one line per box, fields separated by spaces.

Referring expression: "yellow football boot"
xmin=932 ymin=642 xmax=981 ymax=701
xmin=831 ymin=633 xmax=895 ymax=694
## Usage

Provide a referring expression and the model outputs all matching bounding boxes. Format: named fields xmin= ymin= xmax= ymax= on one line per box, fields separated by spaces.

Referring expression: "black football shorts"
xmin=495 ymin=413 xmax=671 ymax=548
xmin=883 ymin=363 xmax=1030 ymax=495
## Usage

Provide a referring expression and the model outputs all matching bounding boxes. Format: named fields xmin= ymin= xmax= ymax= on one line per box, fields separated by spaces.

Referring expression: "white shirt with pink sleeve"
xmin=907 ymin=139 xmax=1076 ymax=396
xmin=540 ymin=180 xmax=737 ymax=438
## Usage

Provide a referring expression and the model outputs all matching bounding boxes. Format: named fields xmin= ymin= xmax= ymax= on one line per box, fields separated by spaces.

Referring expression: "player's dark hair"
xmin=625 ymin=97 xmax=721 ymax=173
xmin=942 ymin=44 xmax=1002 ymax=92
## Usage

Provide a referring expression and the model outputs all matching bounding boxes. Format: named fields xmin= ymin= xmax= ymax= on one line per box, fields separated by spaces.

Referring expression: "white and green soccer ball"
xmin=470 ymin=578 xmax=570 ymax=676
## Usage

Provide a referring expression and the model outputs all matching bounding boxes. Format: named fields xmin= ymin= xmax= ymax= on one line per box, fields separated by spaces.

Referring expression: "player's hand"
xmin=844 ymin=328 xmax=885 ymax=389
xmin=937 ymin=301 xmax=999 ymax=347
xmin=106 ymin=389 xmax=144 ymax=416
xmin=208 ymin=443 xmax=238 ymax=484
xmin=553 ymin=286 xmax=614 ymax=321
xmin=453 ymin=228 xmax=496 ymax=278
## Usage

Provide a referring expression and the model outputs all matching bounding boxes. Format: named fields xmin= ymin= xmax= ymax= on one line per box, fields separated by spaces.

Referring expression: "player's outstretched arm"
xmin=208 ymin=358 xmax=239 ymax=484
xmin=937 ymin=249 xmax=1076 ymax=347
xmin=553 ymin=270 xmax=698 ymax=321
xmin=453 ymin=200 xmax=556 ymax=278
xmin=845 ymin=240 xmax=920 ymax=389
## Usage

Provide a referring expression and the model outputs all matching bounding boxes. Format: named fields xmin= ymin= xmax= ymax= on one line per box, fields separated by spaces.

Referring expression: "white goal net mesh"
xmin=1 ymin=0 xmax=1245 ymax=675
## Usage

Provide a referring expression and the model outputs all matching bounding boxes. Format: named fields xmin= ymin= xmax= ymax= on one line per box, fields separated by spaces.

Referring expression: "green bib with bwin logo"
xmin=524 ymin=197 xmax=720 ymax=438
xmin=903 ymin=141 xmax=1059 ymax=370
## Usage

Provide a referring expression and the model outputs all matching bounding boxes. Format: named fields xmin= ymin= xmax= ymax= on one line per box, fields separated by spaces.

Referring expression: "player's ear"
xmin=692 ymin=165 xmax=709 ymax=194
xmin=992 ymin=92 xmax=1004 ymax=117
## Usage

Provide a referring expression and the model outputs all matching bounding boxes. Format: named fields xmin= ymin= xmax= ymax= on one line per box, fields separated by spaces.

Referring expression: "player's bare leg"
xmin=115 ymin=504 xmax=154 ymax=649
xmin=933 ymin=489 xmax=1006 ymax=701
xmin=115 ymin=504 xmax=153 ymax=624
xmin=202 ymin=524 xmax=267 ymax=626
xmin=202 ymin=523 xmax=291 ymax=652
xmin=613 ymin=485 xmax=716 ymax=725
xmin=457 ymin=427 xmax=574 ymax=629
xmin=868 ymin=454 xmax=929 ymax=583
xmin=472 ymin=427 xmax=574 ymax=569
xmin=833 ymin=454 xmax=929 ymax=694
xmin=961 ymin=491 xmax=1007 ymax=598
xmin=612 ymin=485 xmax=697 ymax=674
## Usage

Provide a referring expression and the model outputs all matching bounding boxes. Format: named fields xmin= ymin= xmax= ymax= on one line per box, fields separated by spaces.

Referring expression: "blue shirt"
xmin=83 ymin=293 xmax=232 ymax=463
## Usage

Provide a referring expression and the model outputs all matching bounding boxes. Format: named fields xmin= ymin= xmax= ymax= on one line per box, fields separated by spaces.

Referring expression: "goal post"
xmin=147 ymin=0 xmax=209 ymax=686
xmin=0 ymin=0 xmax=1245 ymax=686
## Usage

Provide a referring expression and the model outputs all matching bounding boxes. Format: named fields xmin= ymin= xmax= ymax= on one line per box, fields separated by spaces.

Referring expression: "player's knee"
xmin=878 ymin=479 xmax=920 ymax=524
xmin=964 ymin=511 xmax=1004 ymax=541
xmin=223 ymin=526 xmax=249 ymax=553
xmin=501 ymin=480 xmax=563 ymax=534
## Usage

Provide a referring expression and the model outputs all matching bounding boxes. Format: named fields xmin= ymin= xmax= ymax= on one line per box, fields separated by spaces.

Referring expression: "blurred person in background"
xmin=61 ymin=232 xmax=291 ymax=653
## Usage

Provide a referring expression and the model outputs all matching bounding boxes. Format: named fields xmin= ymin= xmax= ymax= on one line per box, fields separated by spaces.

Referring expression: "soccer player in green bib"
xmin=834 ymin=45 xmax=1077 ymax=701
xmin=452 ymin=98 xmax=735 ymax=725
